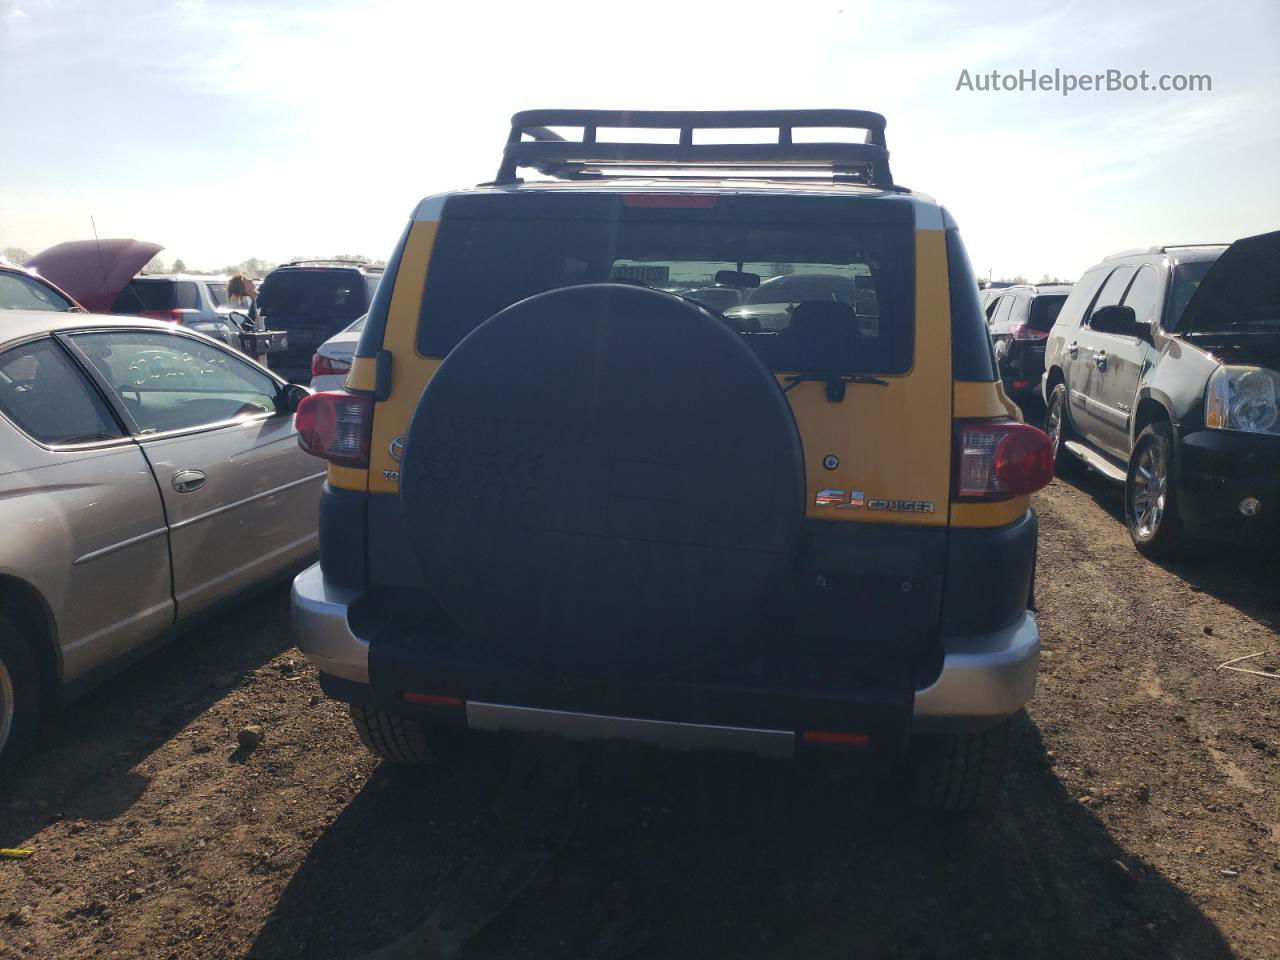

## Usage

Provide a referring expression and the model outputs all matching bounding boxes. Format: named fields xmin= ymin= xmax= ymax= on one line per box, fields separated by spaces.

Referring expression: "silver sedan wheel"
xmin=1131 ymin=444 xmax=1167 ymax=540
xmin=0 ymin=655 xmax=14 ymax=757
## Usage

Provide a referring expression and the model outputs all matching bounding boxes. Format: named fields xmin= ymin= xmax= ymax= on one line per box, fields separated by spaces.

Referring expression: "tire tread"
xmin=910 ymin=720 xmax=1010 ymax=811
xmin=349 ymin=704 xmax=437 ymax=765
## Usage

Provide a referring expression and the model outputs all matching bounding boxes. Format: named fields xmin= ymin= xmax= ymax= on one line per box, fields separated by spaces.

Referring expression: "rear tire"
xmin=349 ymin=704 xmax=450 ymax=766
xmin=908 ymin=719 xmax=1010 ymax=812
xmin=1126 ymin=422 xmax=1185 ymax=560
xmin=1044 ymin=382 xmax=1079 ymax=477
xmin=0 ymin=615 xmax=41 ymax=782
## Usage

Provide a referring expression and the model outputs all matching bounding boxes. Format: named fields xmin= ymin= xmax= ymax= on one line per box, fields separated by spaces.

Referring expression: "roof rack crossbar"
xmin=280 ymin=258 xmax=375 ymax=268
xmin=495 ymin=109 xmax=896 ymax=188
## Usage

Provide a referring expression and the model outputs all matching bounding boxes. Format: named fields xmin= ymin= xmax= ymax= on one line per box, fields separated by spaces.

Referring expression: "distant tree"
xmin=171 ymin=258 xmax=187 ymax=274
xmin=2 ymin=247 xmax=30 ymax=264
xmin=218 ymin=258 xmax=275 ymax=278
xmin=1038 ymin=273 xmax=1068 ymax=284
xmin=143 ymin=254 xmax=167 ymax=274
xmin=995 ymin=274 xmax=1028 ymax=285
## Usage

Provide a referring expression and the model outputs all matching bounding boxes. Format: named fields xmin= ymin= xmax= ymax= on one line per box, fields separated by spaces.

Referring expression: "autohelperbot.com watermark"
xmin=955 ymin=68 xmax=1211 ymax=96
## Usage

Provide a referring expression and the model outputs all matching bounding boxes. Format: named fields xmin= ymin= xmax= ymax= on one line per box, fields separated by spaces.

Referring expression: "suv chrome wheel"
xmin=1130 ymin=444 xmax=1166 ymax=539
xmin=1125 ymin=422 xmax=1184 ymax=559
xmin=1045 ymin=383 xmax=1077 ymax=475
xmin=1046 ymin=394 xmax=1063 ymax=458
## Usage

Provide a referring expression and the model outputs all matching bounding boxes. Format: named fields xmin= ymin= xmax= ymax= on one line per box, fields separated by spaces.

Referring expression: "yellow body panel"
xmin=327 ymin=221 xmax=442 ymax=495
xmin=331 ymin=206 xmax=1024 ymax=530
xmin=795 ymin=229 xmax=951 ymax=525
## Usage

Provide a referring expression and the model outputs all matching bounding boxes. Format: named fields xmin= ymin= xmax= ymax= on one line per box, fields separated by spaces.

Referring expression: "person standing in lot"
xmin=227 ymin=273 xmax=258 ymax=323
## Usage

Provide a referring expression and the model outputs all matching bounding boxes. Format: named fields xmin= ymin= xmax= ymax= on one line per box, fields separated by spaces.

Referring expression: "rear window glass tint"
xmin=1029 ymin=295 xmax=1066 ymax=331
xmin=112 ymin=279 xmax=199 ymax=313
xmin=417 ymin=214 xmax=915 ymax=375
xmin=259 ymin=270 xmax=367 ymax=322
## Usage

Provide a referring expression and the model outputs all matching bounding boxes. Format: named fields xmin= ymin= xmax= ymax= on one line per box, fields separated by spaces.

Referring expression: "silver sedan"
xmin=0 ymin=312 xmax=324 ymax=773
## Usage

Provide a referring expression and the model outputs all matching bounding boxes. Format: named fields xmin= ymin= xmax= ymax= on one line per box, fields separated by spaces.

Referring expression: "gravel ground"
xmin=1 ymin=474 xmax=1277 ymax=960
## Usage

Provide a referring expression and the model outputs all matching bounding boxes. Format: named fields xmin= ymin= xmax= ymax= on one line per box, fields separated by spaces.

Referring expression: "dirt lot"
xmin=2 ymin=474 xmax=1278 ymax=960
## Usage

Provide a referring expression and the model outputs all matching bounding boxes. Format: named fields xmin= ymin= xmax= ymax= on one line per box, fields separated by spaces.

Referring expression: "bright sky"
xmin=2 ymin=0 xmax=1277 ymax=280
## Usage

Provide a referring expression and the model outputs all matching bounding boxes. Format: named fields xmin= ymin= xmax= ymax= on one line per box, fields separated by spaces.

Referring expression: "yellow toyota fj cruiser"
xmin=292 ymin=110 xmax=1053 ymax=810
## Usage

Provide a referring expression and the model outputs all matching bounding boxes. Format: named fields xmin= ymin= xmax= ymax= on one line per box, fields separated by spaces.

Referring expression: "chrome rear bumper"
xmin=290 ymin=563 xmax=368 ymax=683
xmin=292 ymin=563 xmax=1040 ymax=748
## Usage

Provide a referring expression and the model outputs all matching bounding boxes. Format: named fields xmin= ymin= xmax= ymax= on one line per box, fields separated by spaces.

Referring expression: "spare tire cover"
xmin=400 ymin=283 xmax=804 ymax=668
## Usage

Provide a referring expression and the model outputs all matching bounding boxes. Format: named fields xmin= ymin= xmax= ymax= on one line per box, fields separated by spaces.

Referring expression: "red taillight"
xmin=955 ymin=420 xmax=1054 ymax=501
xmin=1009 ymin=323 xmax=1049 ymax=341
xmin=311 ymin=352 xmax=351 ymax=378
xmin=621 ymin=194 xmax=719 ymax=208
xmin=295 ymin=390 xmax=373 ymax=467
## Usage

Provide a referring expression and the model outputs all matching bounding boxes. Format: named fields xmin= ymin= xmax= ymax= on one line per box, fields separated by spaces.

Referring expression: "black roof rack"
xmin=279 ymin=258 xmax=378 ymax=269
xmin=494 ymin=109 xmax=899 ymax=189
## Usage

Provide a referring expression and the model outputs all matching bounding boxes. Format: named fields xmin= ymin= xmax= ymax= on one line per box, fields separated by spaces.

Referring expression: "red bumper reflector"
xmin=1011 ymin=379 xmax=1030 ymax=389
xmin=401 ymin=692 xmax=464 ymax=707
xmin=801 ymin=731 xmax=870 ymax=747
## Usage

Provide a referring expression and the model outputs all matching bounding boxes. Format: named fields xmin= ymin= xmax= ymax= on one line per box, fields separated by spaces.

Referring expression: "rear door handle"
xmin=171 ymin=469 xmax=207 ymax=493
xmin=1068 ymin=342 xmax=1079 ymax=358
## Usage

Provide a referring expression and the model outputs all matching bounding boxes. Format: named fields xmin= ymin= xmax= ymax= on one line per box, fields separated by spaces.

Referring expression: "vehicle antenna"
xmin=90 ymin=215 xmax=107 ymax=285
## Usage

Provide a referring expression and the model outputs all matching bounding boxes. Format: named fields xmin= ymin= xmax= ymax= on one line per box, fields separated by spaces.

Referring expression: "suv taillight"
xmin=954 ymin=420 xmax=1053 ymax=501
xmin=295 ymin=391 xmax=373 ymax=467
xmin=1009 ymin=323 xmax=1049 ymax=341
xmin=311 ymin=353 xmax=351 ymax=378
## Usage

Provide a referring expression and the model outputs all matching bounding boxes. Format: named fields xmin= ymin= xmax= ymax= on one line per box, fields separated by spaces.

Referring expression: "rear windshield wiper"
xmin=782 ymin=372 xmax=888 ymax=402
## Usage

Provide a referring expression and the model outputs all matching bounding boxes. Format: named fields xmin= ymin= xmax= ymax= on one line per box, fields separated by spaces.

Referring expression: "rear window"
xmin=206 ymin=281 xmax=228 ymax=306
xmin=258 ymin=269 xmax=368 ymax=322
xmin=417 ymin=214 xmax=915 ymax=374
xmin=112 ymin=279 xmax=199 ymax=313
xmin=1029 ymin=294 xmax=1067 ymax=331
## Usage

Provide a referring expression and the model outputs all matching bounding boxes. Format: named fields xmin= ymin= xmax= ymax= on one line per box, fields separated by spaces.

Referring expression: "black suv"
xmin=257 ymin=260 xmax=383 ymax=383
xmin=1042 ymin=232 xmax=1280 ymax=557
xmin=985 ymin=283 xmax=1072 ymax=402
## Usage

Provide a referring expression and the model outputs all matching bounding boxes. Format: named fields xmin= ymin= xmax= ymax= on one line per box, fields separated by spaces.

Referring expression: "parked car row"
xmin=1039 ymin=233 xmax=1279 ymax=557
xmin=12 ymin=241 xmax=283 ymax=359
xmin=4 ymin=107 xmax=1273 ymax=820
xmin=987 ymin=232 xmax=1278 ymax=558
